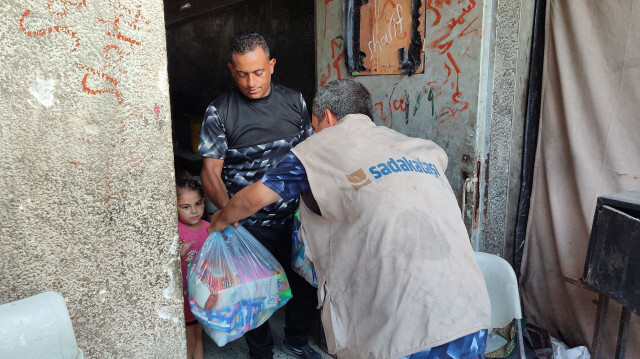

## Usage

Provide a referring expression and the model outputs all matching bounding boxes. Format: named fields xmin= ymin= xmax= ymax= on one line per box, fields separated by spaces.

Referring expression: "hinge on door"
xmin=462 ymin=176 xmax=478 ymax=219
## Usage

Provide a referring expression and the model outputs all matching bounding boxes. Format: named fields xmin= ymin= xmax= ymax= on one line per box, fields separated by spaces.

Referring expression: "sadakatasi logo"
xmin=346 ymin=157 xmax=441 ymax=191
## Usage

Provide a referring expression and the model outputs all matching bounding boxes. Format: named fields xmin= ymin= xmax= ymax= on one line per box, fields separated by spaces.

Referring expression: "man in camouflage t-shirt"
xmin=198 ymin=33 xmax=320 ymax=359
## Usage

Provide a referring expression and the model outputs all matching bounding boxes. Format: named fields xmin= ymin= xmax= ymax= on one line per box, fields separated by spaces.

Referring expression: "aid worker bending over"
xmin=208 ymin=79 xmax=491 ymax=359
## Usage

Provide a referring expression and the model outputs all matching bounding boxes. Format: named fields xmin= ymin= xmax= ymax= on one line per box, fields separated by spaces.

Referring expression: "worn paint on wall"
xmin=317 ymin=0 xmax=483 ymax=232
xmin=0 ymin=0 xmax=185 ymax=357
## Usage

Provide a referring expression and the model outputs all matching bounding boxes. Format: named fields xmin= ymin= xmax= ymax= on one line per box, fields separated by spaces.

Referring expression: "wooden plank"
xmin=615 ymin=307 xmax=631 ymax=359
xmin=357 ymin=0 xmax=425 ymax=75
xmin=592 ymin=294 xmax=609 ymax=359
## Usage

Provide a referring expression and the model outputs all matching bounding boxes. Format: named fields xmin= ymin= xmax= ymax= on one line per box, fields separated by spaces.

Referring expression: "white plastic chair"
xmin=0 ymin=291 xmax=84 ymax=359
xmin=475 ymin=252 xmax=526 ymax=359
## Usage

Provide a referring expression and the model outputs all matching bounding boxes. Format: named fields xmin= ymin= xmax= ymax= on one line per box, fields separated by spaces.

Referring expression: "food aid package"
xmin=187 ymin=225 xmax=292 ymax=346
xmin=291 ymin=211 xmax=318 ymax=287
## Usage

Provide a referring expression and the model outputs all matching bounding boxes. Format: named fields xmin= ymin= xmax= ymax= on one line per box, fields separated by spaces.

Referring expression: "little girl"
xmin=176 ymin=175 xmax=209 ymax=359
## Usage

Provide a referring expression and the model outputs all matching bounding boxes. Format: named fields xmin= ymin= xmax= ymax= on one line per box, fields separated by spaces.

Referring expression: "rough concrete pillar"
xmin=474 ymin=0 xmax=535 ymax=260
xmin=0 ymin=1 xmax=185 ymax=357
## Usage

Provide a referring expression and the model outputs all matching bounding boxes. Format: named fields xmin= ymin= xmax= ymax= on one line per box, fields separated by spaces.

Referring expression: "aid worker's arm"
xmin=207 ymin=180 xmax=282 ymax=233
xmin=201 ymin=157 xmax=229 ymax=210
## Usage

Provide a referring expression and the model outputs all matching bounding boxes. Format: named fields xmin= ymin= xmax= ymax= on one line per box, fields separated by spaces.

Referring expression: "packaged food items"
xmin=187 ymin=225 xmax=292 ymax=346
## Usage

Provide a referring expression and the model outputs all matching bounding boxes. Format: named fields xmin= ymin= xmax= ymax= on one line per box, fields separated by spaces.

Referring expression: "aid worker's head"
xmin=311 ymin=79 xmax=374 ymax=133
xmin=227 ymin=33 xmax=276 ymax=100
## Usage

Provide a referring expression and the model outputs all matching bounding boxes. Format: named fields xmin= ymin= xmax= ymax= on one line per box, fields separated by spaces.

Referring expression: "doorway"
xmin=163 ymin=0 xmax=316 ymax=176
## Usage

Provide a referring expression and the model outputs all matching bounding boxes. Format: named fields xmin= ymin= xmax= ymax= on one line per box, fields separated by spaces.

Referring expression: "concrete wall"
xmin=0 ymin=1 xmax=185 ymax=357
xmin=316 ymin=0 xmax=534 ymax=256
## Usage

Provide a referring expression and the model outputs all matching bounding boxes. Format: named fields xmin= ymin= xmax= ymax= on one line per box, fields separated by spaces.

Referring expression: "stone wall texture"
xmin=0 ymin=0 xmax=186 ymax=357
xmin=484 ymin=0 xmax=534 ymax=259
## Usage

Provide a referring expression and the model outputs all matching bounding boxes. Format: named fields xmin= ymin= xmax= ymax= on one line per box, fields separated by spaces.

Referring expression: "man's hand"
xmin=207 ymin=210 xmax=238 ymax=234
xmin=206 ymin=180 xmax=283 ymax=233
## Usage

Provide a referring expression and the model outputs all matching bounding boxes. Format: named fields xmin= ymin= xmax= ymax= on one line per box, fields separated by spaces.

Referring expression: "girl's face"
xmin=177 ymin=189 xmax=205 ymax=230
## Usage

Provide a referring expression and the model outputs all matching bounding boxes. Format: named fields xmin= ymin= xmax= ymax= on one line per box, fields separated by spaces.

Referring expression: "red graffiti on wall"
xmin=425 ymin=0 xmax=478 ymax=125
xmin=426 ymin=0 xmax=451 ymax=27
xmin=75 ymin=63 xmax=124 ymax=104
xmin=47 ymin=0 xmax=87 ymax=18
xmin=97 ymin=0 xmax=150 ymax=47
xmin=319 ymin=37 xmax=344 ymax=87
xmin=78 ymin=0 xmax=151 ymax=103
xmin=18 ymin=9 xmax=82 ymax=52
xmin=374 ymin=85 xmax=409 ymax=129
xmin=393 ymin=98 xmax=407 ymax=112
xmin=19 ymin=0 xmax=150 ymax=105
xmin=153 ymin=103 xmax=165 ymax=129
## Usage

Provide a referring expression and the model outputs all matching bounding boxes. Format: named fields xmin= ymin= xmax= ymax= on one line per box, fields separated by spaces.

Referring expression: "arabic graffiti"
xmin=374 ymin=84 xmax=409 ymax=129
xmin=318 ymin=0 xmax=481 ymax=131
xmin=18 ymin=0 xmax=151 ymax=105
xmin=77 ymin=0 xmax=150 ymax=104
xmin=319 ymin=36 xmax=344 ymax=87
xmin=426 ymin=0 xmax=479 ymax=126
xmin=18 ymin=1 xmax=85 ymax=52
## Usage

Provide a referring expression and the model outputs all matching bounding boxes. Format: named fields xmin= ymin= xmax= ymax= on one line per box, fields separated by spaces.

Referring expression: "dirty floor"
xmin=202 ymin=308 xmax=539 ymax=359
xmin=203 ymin=307 xmax=333 ymax=359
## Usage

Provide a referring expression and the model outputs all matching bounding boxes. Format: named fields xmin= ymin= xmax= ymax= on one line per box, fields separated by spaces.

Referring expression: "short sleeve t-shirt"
xmin=261 ymin=152 xmax=310 ymax=201
xmin=198 ymin=83 xmax=312 ymax=226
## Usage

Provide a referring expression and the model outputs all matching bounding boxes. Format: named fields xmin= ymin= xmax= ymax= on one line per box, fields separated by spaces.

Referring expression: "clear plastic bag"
xmin=187 ymin=225 xmax=292 ymax=346
xmin=291 ymin=210 xmax=318 ymax=287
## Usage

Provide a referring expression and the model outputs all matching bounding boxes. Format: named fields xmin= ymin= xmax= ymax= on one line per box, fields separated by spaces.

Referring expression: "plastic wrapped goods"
xmin=291 ymin=210 xmax=318 ymax=287
xmin=187 ymin=225 xmax=292 ymax=346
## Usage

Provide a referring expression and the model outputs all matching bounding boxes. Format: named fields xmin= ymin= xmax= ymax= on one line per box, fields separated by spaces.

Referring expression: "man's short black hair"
xmin=229 ymin=32 xmax=270 ymax=60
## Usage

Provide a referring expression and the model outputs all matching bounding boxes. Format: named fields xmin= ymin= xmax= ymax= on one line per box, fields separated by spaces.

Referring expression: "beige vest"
xmin=291 ymin=114 xmax=491 ymax=359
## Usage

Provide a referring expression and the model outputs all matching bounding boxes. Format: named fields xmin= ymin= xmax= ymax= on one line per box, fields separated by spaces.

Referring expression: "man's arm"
xmin=208 ymin=180 xmax=282 ymax=233
xmin=200 ymin=157 xmax=230 ymax=210
xmin=198 ymin=102 xmax=230 ymax=209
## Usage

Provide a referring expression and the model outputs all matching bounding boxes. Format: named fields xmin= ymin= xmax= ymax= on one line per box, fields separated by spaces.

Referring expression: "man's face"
xmin=228 ymin=47 xmax=276 ymax=100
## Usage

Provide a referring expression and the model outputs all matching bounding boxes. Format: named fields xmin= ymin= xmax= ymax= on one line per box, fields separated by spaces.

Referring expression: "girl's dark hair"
xmin=175 ymin=172 xmax=204 ymax=198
